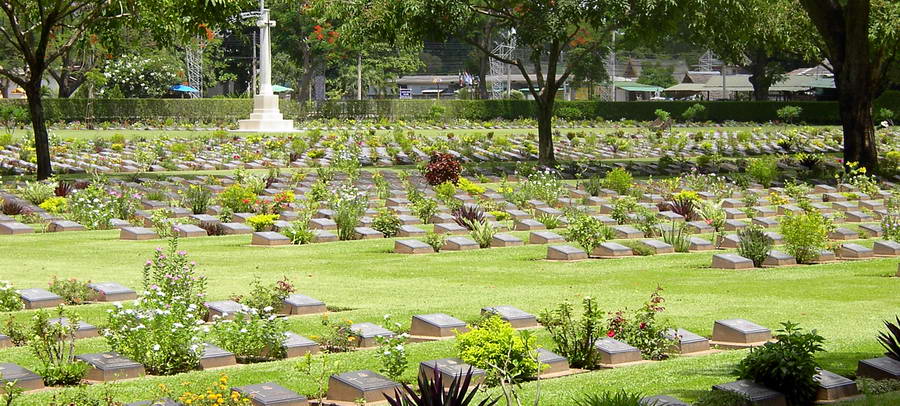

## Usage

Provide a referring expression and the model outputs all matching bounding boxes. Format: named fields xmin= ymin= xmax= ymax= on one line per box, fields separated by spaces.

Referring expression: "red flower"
xmin=639 ymin=322 xmax=647 ymax=329
xmin=607 ymin=330 xmax=615 ymax=338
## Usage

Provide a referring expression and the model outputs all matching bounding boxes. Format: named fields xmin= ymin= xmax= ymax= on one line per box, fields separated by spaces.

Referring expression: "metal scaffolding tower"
xmin=699 ymin=50 xmax=720 ymax=72
xmin=490 ymin=30 xmax=516 ymax=99
xmin=185 ymin=38 xmax=203 ymax=98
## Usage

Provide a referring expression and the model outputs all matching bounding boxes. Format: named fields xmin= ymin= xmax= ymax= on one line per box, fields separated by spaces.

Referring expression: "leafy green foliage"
xmin=466 ymin=219 xmax=496 ymax=249
xmin=29 ymin=307 xmax=88 ymax=386
xmin=603 ymin=168 xmax=634 ymax=195
xmin=539 ymin=297 xmax=605 ymax=369
xmin=247 ymin=214 xmax=278 ymax=232
xmin=572 ymin=390 xmax=644 ymax=406
xmin=605 ymin=287 xmax=673 ymax=360
xmin=777 ymin=106 xmax=802 ymax=124
xmin=0 ymin=281 xmax=23 ymax=312
xmin=780 ymin=211 xmax=830 ymax=264
xmin=211 ymin=308 xmax=288 ymax=362
xmin=424 ymin=231 xmax=447 ymax=253
xmin=373 ymin=209 xmax=402 ymax=238
xmin=456 ymin=316 xmax=540 ymax=385
xmin=735 ymin=321 xmax=825 ymax=405
xmin=746 ymin=156 xmax=779 ymax=187
xmin=47 ymin=276 xmax=96 ymax=305
xmin=563 ymin=213 xmax=613 ymax=253
xmin=385 ymin=366 xmax=497 ymax=406
xmin=218 ymin=184 xmax=257 ymax=214
xmin=878 ymin=316 xmax=900 ymax=361
xmin=737 ymin=225 xmax=773 ymax=267
xmin=424 ymin=153 xmax=461 ymax=186
xmin=240 ymin=277 xmax=295 ymax=315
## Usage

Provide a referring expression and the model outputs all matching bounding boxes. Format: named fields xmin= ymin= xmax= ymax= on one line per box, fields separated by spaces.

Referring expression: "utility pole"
xmin=610 ymin=31 xmax=617 ymax=102
xmin=357 ymin=53 xmax=362 ymax=101
xmin=721 ymin=63 xmax=726 ymax=100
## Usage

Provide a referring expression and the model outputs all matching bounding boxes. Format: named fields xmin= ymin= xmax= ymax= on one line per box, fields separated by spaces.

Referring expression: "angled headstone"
xmin=396 ymin=225 xmax=425 ymax=237
xmin=481 ymin=306 xmax=539 ymax=329
xmin=410 ymin=313 xmax=467 ymax=338
xmin=76 ymin=352 xmax=145 ymax=381
xmin=688 ymin=237 xmax=714 ymax=251
xmin=17 ymin=288 xmax=62 ymax=309
xmin=47 ymin=220 xmax=86 ymax=232
xmin=711 ymin=253 xmax=754 ymax=269
xmin=327 ymin=370 xmax=401 ymax=403
xmin=419 ymin=358 xmax=486 ymax=388
xmin=547 ymin=245 xmax=588 ymax=261
xmin=395 ymin=239 xmax=434 ymax=254
xmin=639 ymin=395 xmax=689 ymax=406
xmin=874 ymin=240 xmax=900 ymax=256
xmin=119 ymin=227 xmax=158 ymax=240
xmin=711 ymin=319 xmax=772 ymax=347
xmin=204 ymin=300 xmax=244 ymax=321
xmin=712 ymin=380 xmax=786 ymax=406
xmin=88 ymin=282 xmax=136 ymax=302
xmin=663 ymin=328 xmax=710 ymax=355
xmin=233 ymin=382 xmax=309 ymax=406
xmin=838 ymin=243 xmax=873 ymax=259
xmin=514 ymin=219 xmax=546 ymax=231
xmin=174 ymin=224 xmax=207 ymax=238
xmin=433 ymin=223 xmax=468 ymax=235
xmin=814 ymin=369 xmax=860 ymax=403
xmin=0 ymin=363 xmax=44 ymax=391
xmin=595 ymin=338 xmax=643 ymax=366
xmin=442 ymin=236 xmax=478 ymax=251
xmin=612 ymin=225 xmax=643 ymax=239
xmin=762 ymin=250 xmax=796 ymax=267
xmin=491 ymin=233 xmax=523 ymax=247
xmin=49 ymin=317 xmax=99 ymax=339
xmin=856 ymin=357 xmax=900 ymax=380
xmin=199 ymin=343 xmax=237 ymax=370
xmin=537 ymin=348 xmax=571 ymax=377
xmin=251 ymin=231 xmax=290 ymax=246
xmin=592 ymin=242 xmax=633 ymax=258
xmin=530 ymin=231 xmax=565 ymax=244
xmin=282 ymin=332 xmax=319 ymax=358
xmin=350 ymin=322 xmax=394 ymax=348
xmin=281 ymin=294 xmax=326 ymax=315
xmin=639 ymin=239 xmax=674 ymax=254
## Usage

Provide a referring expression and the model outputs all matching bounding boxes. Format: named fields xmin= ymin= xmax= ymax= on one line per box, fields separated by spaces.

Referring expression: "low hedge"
xmin=1 ymin=90 xmax=897 ymax=124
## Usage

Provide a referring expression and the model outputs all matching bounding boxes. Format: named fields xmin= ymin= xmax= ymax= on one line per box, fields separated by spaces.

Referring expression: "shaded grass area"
xmin=0 ymin=229 xmax=898 ymax=404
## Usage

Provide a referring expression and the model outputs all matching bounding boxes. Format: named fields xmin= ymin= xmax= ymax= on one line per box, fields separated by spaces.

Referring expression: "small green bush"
xmin=539 ymin=297 xmax=605 ymax=369
xmin=780 ymin=211 xmax=830 ymax=264
xmin=737 ymin=225 xmax=773 ymax=267
xmin=218 ymin=184 xmax=257 ymax=213
xmin=0 ymin=281 xmax=24 ymax=312
xmin=424 ymin=231 xmax=446 ymax=252
xmin=456 ymin=315 xmax=540 ymax=385
xmin=735 ymin=321 xmax=825 ymax=405
xmin=47 ymin=276 xmax=96 ymax=305
xmin=746 ymin=156 xmax=779 ymax=187
xmin=777 ymin=105 xmax=802 ymax=124
xmin=573 ymin=390 xmax=644 ymax=406
xmin=247 ymin=214 xmax=278 ymax=232
xmin=564 ymin=213 xmax=613 ymax=253
xmin=603 ymin=168 xmax=633 ymax=195
xmin=681 ymin=103 xmax=706 ymax=122
xmin=372 ymin=208 xmax=401 ymax=238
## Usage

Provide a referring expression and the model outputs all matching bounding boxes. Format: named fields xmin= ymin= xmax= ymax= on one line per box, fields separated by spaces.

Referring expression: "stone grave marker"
xmin=327 ymin=370 xmax=401 ymax=403
xmin=395 ymin=239 xmax=434 ymax=254
xmin=859 ymin=224 xmax=883 ymax=238
xmin=481 ymin=306 xmax=539 ymax=329
xmin=88 ymin=282 xmax=136 ymax=302
xmin=490 ymin=233 xmax=523 ymax=248
xmin=312 ymin=230 xmax=338 ymax=243
xmin=813 ymin=249 xmax=837 ymax=263
xmin=0 ymin=363 xmax=44 ymax=391
xmin=47 ymin=220 xmax=86 ymax=232
xmin=282 ymin=332 xmax=319 ymax=358
xmin=639 ymin=395 xmax=689 ymax=406
xmin=845 ymin=211 xmax=874 ymax=223
xmin=76 ymin=352 xmax=145 ymax=381
xmin=353 ymin=227 xmax=383 ymax=239
xmin=251 ymin=231 xmax=291 ymax=246
xmin=125 ymin=398 xmax=180 ymax=406
xmin=419 ymin=358 xmax=486 ymax=387
xmin=174 ymin=224 xmax=208 ymax=238
xmin=723 ymin=219 xmax=748 ymax=231
xmin=109 ymin=219 xmax=132 ymax=229
xmin=711 ymin=253 xmax=754 ymax=269
xmin=856 ymin=357 xmax=900 ymax=380
xmin=612 ymin=225 xmax=643 ymax=239
xmin=514 ymin=219 xmax=546 ymax=231
xmin=430 ymin=213 xmax=455 ymax=223
xmin=874 ymin=240 xmax=900 ymax=256
xmin=711 ymin=319 xmax=772 ymax=348
xmin=350 ymin=322 xmax=394 ymax=348
xmin=546 ymin=245 xmax=586 ymax=261
xmin=592 ymin=242 xmax=633 ymax=258
xmin=50 ymin=317 xmax=99 ymax=339
xmin=119 ymin=227 xmax=158 ymax=240
xmin=716 ymin=234 xmax=741 ymax=249
xmin=200 ymin=343 xmax=237 ymax=370
xmin=814 ymin=369 xmax=860 ymax=403
xmin=233 ymin=382 xmax=308 ymax=406
xmin=530 ymin=231 xmax=565 ymax=244
xmin=281 ymin=294 xmax=326 ymax=315
xmin=442 ymin=236 xmax=479 ymax=251
xmin=433 ymin=223 xmax=468 ymax=235
xmin=309 ymin=218 xmax=337 ymax=231
xmin=204 ymin=300 xmax=244 ymax=321
xmin=17 ymin=288 xmax=63 ymax=309
xmin=828 ymin=227 xmax=858 ymax=240
xmin=712 ymin=380 xmax=786 ymax=406
xmin=685 ymin=221 xmax=713 ymax=234
xmin=838 ymin=243 xmax=873 ymax=259
xmin=537 ymin=348 xmax=571 ymax=377
xmin=0 ymin=214 xmax=13 ymax=223
xmin=410 ymin=313 xmax=467 ymax=339
xmin=752 ymin=217 xmax=778 ymax=228
xmin=638 ymin=239 xmax=674 ymax=254
xmin=222 ymin=223 xmax=253 ymax=235
xmin=396 ymin=225 xmax=425 ymax=237
xmin=723 ymin=208 xmax=747 ymax=219
xmin=0 ymin=334 xmax=10 ymax=349
xmin=663 ymin=328 xmax=711 ymax=355
xmin=763 ymin=250 xmax=796 ymax=267
xmin=594 ymin=338 xmax=643 ymax=366
xmin=688 ymin=237 xmax=714 ymax=251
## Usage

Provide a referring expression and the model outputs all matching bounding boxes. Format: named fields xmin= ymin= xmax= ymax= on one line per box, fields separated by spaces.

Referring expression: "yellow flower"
xmin=858 ymin=167 xmax=867 ymax=174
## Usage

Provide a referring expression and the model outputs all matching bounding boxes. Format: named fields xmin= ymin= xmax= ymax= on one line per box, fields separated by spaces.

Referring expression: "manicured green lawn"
xmin=0 ymin=228 xmax=897 ymax=405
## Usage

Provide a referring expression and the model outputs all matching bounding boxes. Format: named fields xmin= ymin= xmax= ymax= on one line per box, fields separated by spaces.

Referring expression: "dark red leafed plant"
xmin=54 ymin=181 xmax=74 ymax=197
xmin=2 ymin=199 xmax=31 ymax=215
xmin=385 ymin=366 xmax=498 ymax=406
xmin=452 ymin=204 xmax=484 ymax=230
xmin=879 ymin=316 xmax=900 ymax=361
xmin=425 ymin=152 xmax=461 ymax=186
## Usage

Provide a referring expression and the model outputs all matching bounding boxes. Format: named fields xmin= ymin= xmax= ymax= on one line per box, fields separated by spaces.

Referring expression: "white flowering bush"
xmin=105 ymin=238 xmax=208 ymax=375
xmin=69 ymin=183 xmax=141 ymax=230
xmin=330 ymin=184 xmax=367 ymax=240
xmin=375 ymin=315 xmax=408 ymax=381
xmin=98 ymin=53 xmax=181 ymax=98
xmin=0 ymin=281 xmax=23 ymax=312
xmin=209 ymin=306 xmax=288 ymax=362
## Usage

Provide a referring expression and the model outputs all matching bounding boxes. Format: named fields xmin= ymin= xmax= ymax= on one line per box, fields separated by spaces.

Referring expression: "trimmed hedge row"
xmin=2 ymin=90 xmax=898 ymax=124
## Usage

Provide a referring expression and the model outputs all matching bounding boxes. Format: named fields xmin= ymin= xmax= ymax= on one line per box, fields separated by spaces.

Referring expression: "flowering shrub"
xmin=316 ymin=316 xmax=357 ymax=352
xmin=239 ymin=277 xmax=295 ymax=314
xmin=780 ymin=211 xmax=830 ymax=264
xmin=97 ymin=53 xmax=181 ymax=98
xmin=330 ymin=184 xmax=366 ymax=240
xmin=105 ymin=238 xmax=208 ymax=375
xmin=219 ymin=184 xmax=257 ymax=213
xmin=29 ymin=307 xmax=88 ymax=386
xmin=256 ymin=191 xmax=295 ymax=214
xmin=0 ymin=281 xmax=23 ymax=312
xmin=564 ymin=213 xmax=613 ymax=253
xmin=210 ymin=306 xmax=288 ymax=362
xmin=38 ymin=196 xmax=68 ymax=214
xmin=372 ymin=208 xmax=401 ymax=237
xmin=605 ymin=287 xmax=673 ymax=360
xmin=167 ymin=375 xmax=251 ymax=406
xmin=457 ymin=315 xmax=540 ymax=385
xmin=47 ymin=276 xmax=96 ymax=305
xmin=424 ymin=152 xmax=461 ymax=186
xmin=69 ymin=183 xmax=132 ymax=229
xmin=376 ymin=315 xmax=409 ymax=381
xmin=247 ymin=214 xmax=278 ymax=231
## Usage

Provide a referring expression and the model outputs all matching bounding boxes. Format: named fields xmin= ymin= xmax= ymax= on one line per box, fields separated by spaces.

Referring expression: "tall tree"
xmin=0 ymin=0 xmax=249 ymax=179
xmin=688 ymin=0 xmax=815 ymax=100
xmin=324 ymin=0 xmax=682 ymax=166
xmin=797 ymin=0 xmax=899 ymax=172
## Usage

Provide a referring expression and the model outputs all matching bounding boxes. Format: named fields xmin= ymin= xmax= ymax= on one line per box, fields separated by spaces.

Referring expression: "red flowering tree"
xmin=424 ymin=153 xmax=462 ymax=186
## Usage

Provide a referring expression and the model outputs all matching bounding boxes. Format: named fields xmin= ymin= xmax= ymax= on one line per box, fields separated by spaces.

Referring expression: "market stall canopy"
xmin=170 ymin=85 xmax=199 ymax=93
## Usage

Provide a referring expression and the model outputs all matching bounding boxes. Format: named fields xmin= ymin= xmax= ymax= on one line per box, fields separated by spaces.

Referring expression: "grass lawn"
xmin=0 ymin=228 xmax=898 ymax=405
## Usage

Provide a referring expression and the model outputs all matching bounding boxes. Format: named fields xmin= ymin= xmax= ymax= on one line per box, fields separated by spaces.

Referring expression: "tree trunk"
xmin=477 ymin=22 xmax=493 ymax=99
xmin=745 ymin=50 xmax=771 ymax=101
xmin=536 ymin=93 xmax=556 ymax=166
xmin=836 ymin=80 xmax=878 ymax=171
xmin=25 ymin=81 xmax=52 ymax=180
